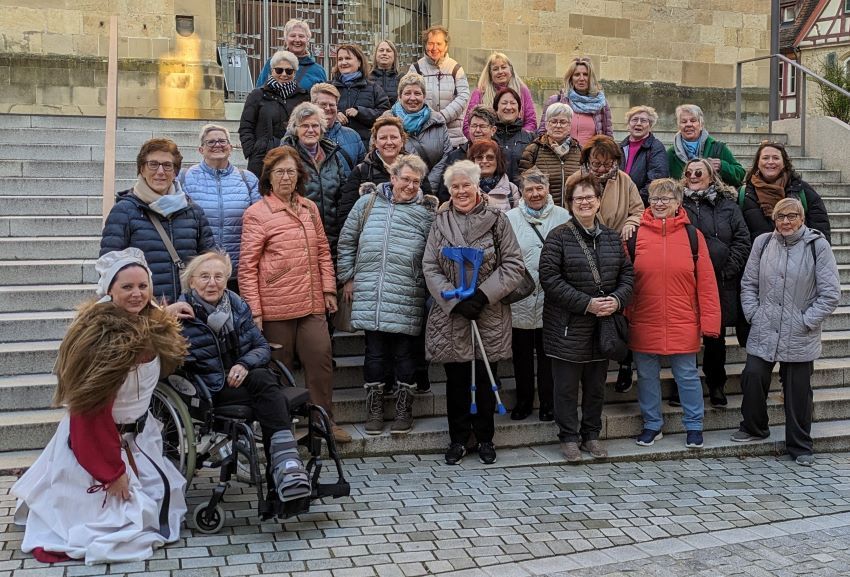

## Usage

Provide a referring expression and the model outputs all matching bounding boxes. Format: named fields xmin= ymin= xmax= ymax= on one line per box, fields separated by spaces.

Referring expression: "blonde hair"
xmin=371 ymin=39 xmax=398 ymax=72
xmin=563 ymin=57 xmax=602 ymax=96
xmin=625 ymin=105 xmax=659 ymax=127
xmin=772 ymin=197 xmax=804 ymax=221
xmin=648 ymin=178 xmax=683 ymax=204
xmin=477 ymin=52 xmax=527 ymax=114
xmin=181 ymin=251 xmax=233 ymax=290
xmin=199 ymin=124 xmax=231 ymax=145
xmin=310 ymin=82 xmax=340 ymax=101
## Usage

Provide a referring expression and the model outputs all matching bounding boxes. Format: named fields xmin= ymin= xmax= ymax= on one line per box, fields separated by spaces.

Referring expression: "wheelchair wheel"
xmin=151 ymin=382 xmax=197 ymax=481
xmin=193 ymin=503 xmax=225 ymax=534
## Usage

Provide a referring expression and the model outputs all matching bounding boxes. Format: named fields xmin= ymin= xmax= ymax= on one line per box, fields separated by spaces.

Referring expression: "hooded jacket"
xmin=618 ymin=133 xmax=670 ymax=205
xmin=627 ymin=207 xmax=721 ymax=355
xmin=180 ymin=162 xmax=261 ymax=276
xmin=336 ymin=183 xmax=438 ymax=336
xmin=100 ymin=189 xmax=215 ymax=303
xmin=517 ymin=135 xmax=582 ymax=208
xmin=332 ymin=74 xmax=391 ymax=144
xmin=408 ymin=55 xmax=470 ymax=147
xmin=423 ymin=200 xmax=526 ymax=363
xmin=740 ymin=173 xmax=832 ymax=243
xmin=239 ymin=194 xmax=336 ymax=322
xmin=741 ymin=226 xmax=839 ymax=363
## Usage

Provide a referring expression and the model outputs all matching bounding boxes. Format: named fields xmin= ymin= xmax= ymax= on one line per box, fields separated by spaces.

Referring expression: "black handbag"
xmin=566 ymin=221 xmax=629 ymax=362
xmin=491 ymin=217 xmax=536 ymax=305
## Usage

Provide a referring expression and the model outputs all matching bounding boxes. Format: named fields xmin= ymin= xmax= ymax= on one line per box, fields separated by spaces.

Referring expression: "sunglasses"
xmin=684 ymin=169 xmax=704 ymax=178
xmin=274 ymin=67 xmax=296 ymax=75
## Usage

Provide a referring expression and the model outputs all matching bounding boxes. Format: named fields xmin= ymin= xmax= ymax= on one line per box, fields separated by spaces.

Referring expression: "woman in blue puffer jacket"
xmin=181 ymin=124 xmax=261 ymax=293
xmin=336 ymin=155 xmax=438 ymax=437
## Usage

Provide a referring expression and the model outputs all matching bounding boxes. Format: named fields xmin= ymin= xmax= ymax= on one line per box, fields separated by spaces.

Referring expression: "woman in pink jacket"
xmin=462 ymin=52 xmax=537 ymax=139
xmin=239 ymin=145 xmax=350 ymax=443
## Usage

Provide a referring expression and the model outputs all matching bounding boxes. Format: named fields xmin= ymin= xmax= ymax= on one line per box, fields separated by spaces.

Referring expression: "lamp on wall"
xmin=176 ymin=15 xmax=195 ymax=38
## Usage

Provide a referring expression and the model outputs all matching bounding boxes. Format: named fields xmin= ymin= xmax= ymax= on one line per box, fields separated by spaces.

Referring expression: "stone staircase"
xmin=0 ymin=114 xmax=849 ymax=470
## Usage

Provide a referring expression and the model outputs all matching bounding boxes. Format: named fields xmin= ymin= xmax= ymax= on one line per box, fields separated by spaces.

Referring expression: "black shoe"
xmin=615 ymin=365 xmax=633 ymax=393
xmin=415 ymin=380 xmax=431 ymax=394
xmin=478 ymin=442 xmax=497 ymax=464
xmin=538 ymin=409 xmax=554 ymax=422
xmin=709 ymin=387 xmax=727 ymax=407
xmin=511 ymin=404 xmax=532 ymax=421
xmin=668 ymin=391 xmax=681 ymax=407
xmin=445 ymin=443 xmax=466 ymax=465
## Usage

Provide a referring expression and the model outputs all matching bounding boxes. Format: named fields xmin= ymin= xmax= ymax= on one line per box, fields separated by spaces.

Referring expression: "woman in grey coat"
xmin=423 ymin=160 xmax=525 ymax=466
xmin=732 ymin=197 xmax=839 ymax=466
xmin=337 ymin=156 xmax=437 ymax=436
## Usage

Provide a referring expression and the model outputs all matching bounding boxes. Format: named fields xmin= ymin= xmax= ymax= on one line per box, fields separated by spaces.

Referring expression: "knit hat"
xmin=95 ymin=248 xmax=153 ymax=299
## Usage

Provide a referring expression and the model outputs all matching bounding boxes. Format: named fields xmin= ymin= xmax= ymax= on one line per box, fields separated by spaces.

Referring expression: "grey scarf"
xmin=194 ymin=289 xmax=234 ymax=334
xmin=672 ymin=129 xmax=710 ymax=164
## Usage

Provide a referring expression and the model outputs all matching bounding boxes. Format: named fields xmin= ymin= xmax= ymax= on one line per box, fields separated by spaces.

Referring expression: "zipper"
xmin=216 ymin=173 xmax=224 ymax=247
xmin=374 ymin=201 xmax=393 ymax=327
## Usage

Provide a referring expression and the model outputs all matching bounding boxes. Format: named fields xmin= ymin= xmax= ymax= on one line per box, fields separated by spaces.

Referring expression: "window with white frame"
xmin=787 ymin=64 xmax=797 ymax=95
xmin=783 ymin=5 xmax=796 ymax=22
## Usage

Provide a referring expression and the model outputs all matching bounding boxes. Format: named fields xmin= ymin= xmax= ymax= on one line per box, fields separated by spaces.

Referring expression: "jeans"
xmin=551 ymin=358 xmax=607 ymax=443
xmin=364 ymin=331 xmax=416 ymax=385
xmin=634 ymin=352 xmax=704 ymax=432
xmin=511 ymin=328 xmax=553 ymax=411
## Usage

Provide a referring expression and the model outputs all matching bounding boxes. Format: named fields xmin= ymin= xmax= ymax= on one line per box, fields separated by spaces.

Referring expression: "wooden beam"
xmin=102 ymin=14 xmax=119 ymax=225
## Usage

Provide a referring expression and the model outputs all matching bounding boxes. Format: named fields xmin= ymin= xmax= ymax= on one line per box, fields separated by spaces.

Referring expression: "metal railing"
xmin=736 ymin=53 xmax=850 ymax=156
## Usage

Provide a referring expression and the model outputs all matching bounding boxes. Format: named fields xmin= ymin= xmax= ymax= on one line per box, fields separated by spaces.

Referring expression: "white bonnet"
xmin=95 ymin=248 xmax=153 ymax=299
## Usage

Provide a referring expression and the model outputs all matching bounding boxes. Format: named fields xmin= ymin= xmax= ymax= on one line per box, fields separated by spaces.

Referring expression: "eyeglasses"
xmin=629 ymin=117 xmax=651 ymax=125
xmin=270 ymin=168 xmax=298 ymax=179
xmin=548 ymin=119 xmax=570 ymax=127
xmin=572 ymin=195 xmax=597 ymax=205
xmin=473 ymin=154 xmax=497 ymax=162
xmin=274 ymin=67 xmax=296 ymax=75
xmin=775 ymin=212 xmax=801 ymax=223
xmin=684 ymin=169 xmax=704 ymax=178
xmin=649 ymin=196 xmax=675 ymax=205
xmin=589 ymin=161 xmax=614 ymax=171
xmin=203 ymin=139 xmax=230 ymax=148
xmin=144 ymin=160 xmax=175 ymax=173
xmin=469 ymin=122 xmax=493 ymax=131
xmin=195 ymin=273 xmax=226 ymax=284
xmin=397 ymin=176 xmax=421 ymax=187
xmin=316 ymin=101 xmax=337 ymax=109
xmin=299 ymin=123 xmax=322 ymax=133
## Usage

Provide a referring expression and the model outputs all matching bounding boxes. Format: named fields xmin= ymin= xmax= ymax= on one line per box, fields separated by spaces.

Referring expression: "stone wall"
xmin=0 ymin=0 xmax=224 ymax=118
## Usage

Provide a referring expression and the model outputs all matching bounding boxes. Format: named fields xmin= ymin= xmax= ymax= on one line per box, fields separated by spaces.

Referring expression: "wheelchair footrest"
xmin=314 ymin=481 xmax=351 ymax=499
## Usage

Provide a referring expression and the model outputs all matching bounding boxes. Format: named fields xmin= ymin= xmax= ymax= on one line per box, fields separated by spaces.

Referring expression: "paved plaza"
xmin=1 ymin=450 xmax=850 ymax=576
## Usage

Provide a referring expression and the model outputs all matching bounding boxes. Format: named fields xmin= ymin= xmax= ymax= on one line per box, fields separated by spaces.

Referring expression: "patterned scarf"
xmin=567 ymin=89 xmax=608 ymax=114
xmin=479 ymin=174 xmax=501 ymax=193
xmin=266 ymin=76 xmax=298 ymax=100
xmin=582 ymin=164 xmax=619 ymax=187
xmin=521 ymin=195 xmax=555 ymax=221
xmin=392 ymin=101 xmax=431 ymax=136
xmin=684 ymin=184 xmax=718 ymax=204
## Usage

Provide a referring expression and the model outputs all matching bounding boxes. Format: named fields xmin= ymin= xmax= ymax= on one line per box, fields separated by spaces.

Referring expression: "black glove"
xmin=452 ymin=289 xmax=489 ymax=320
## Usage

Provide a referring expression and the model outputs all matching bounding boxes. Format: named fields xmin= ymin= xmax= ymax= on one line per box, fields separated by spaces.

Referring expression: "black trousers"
xmin=701 ymin=335 xmax=727 ymax=390
xmin=511 ymin=328 xmax=553 ymax=411
xmin=215 ymin=367 xmax=293 ymax=484
xmin=444 ymin=361 xmax=497 ymax=445
xmin=364 ymin=331 xmax=416 ymax=384
xmin=551 ymin=358 xmax=607 ymax=443
xmin=739 ymin=354 xmax=814 ymax=458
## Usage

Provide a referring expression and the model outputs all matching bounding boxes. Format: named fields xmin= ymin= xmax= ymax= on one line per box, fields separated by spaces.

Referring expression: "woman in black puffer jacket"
xmin=539 ymin=172 xmax=634 ymax=463
xmin=332 ymin=44 xmax=390 ymax=146
xmin=739 ymin=141 xmax=831 ymax=243
xmin=493 ymin=87 xmax=535 ymax=184
xmin=369 ymin=40 xmax=400 ymax=106
xmin=680 ymin=158 xmax=752 ymax=408
xmin=238 ymin=50 xmax=310 ymax=177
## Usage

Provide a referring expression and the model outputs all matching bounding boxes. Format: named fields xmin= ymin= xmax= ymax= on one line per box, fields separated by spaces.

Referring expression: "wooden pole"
xmin=102 ymin=14 xmax=119 ymax=224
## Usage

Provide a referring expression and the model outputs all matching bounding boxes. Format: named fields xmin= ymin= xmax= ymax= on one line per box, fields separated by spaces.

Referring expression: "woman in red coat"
xmin=628 ymin=178 xmax=721 ymax=450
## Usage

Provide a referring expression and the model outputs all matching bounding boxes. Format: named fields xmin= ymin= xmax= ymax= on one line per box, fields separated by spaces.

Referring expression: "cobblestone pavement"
xmin=1 ymin=451 xmax=849 ymax=576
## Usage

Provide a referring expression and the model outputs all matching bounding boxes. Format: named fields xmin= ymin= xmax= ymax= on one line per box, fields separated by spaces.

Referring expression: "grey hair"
xmin=287 ymin=102 xmax=327 ymax=133
xmin=270 ymin=50 xmax=299 ymax=70
xmin=284 ymin=18 xmax=312 ymax=40
xmin=545 ymin=102 xmax=573 ymax=122
xmin=519 ymin=166 xmax=550 ymax=190
xmin=444 ymin=160 xmax=481 ymax=189
xmin=181 ymin=250 xmax=233 ymax=290
xmin=389 ymin=154 xmax=428 ymax=178
xmin=469 ymin=105 xmax=498 ymax=127
xmin=397 ymin=72 xmax=427 ymax=98
xmin=675 ymin=104 xmax=704 ymax=125
xmin=648 ymin=178 xmax=684 ymax=204
xmin=198 ymin=123 xmax=230 ymax=145
xmin=772 ymin=197 xmax=804 ymax=221
xmin=625 ymin=105 xmax=659 ymax=127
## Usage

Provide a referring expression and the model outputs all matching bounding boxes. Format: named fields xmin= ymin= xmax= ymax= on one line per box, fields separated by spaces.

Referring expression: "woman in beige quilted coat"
xmin=423 ymin=160 xmax=525 ymax=466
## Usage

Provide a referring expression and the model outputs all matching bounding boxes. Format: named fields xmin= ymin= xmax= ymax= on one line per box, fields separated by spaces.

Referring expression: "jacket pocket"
xmin=265 ymin=265 xmax=292 ymax=286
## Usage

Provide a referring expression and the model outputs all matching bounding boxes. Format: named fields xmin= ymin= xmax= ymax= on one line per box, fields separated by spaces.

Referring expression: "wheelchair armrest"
xmin=270 ymin=359 xmax=297 ymax=387
xmin=188 ymin=373 xmax=214 ymax=404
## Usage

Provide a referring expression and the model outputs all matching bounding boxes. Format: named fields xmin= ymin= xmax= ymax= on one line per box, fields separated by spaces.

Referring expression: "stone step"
xmin=0 ymin=144 xmax=219 ymax=162
xmin=0 ymin=236 xmax=101 ymax=260
xmin=726 ymin=143 xmax=802 ymax=157
xmin=0 ymin=408 xmax=65 ymax=452
xmin=823 ymin=197 xmax=850 ymax=212
xmin=0 ymin=114 xmax=240 ymax=133
xmin=830 ymin=213 xmax=850 ymax=228
xmin=0 ymin=310 xmax=76 ymax=342
xmin=0 ymin=285 xmax=96 ymax=313
xmin=0 ymin=178 xmax=137 ymax=196
xmin=0 ymin=127 xmax=240 ymax=148
xmin=0 ymin=216 xmax=103 ymax=238
xmin=829 ymin=229 xmax=850 ymax=246
xmin=0 ymin=260 xmax=98 ymax=286
xmin=0 ymin=159 xmax=247 ymax=180
xmin=0 ymin=195 xmax=101 ymax=216
xmin=614 ymin=131 xmax=786 ymax=145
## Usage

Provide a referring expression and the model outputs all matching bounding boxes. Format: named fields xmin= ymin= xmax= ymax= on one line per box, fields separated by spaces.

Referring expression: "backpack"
xmin=627 ymin=223 xmax=699 ymax=282
xmin=413 ymin=61 xmax=462 ymax=97
xmin=738 ymin=185 xmax=808 ymax=213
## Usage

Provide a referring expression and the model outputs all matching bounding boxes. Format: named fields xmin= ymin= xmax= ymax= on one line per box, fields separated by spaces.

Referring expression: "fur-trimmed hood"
xmin=53 ymin=299 xmax=187 ymax=414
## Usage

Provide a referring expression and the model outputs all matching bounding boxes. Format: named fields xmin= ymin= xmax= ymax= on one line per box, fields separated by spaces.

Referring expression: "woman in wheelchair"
xmin=178 ymin=251 xmax=311 ymax=505
xmin=12 ymin=249 xmax=188 ymax=565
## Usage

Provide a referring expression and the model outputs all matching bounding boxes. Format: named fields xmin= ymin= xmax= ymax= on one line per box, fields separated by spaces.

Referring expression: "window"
xmin=787 ymin=64 xmax=798 ymax=95
xmin=845 ymin=0 xmax=850 ymax=13
xmin=845 ymin=57 xmax=850 ymax=76
xmin=782 ymin=5 xmax=796 ymax=22
xmin=827 ymin=52 xmax=837 ymax=67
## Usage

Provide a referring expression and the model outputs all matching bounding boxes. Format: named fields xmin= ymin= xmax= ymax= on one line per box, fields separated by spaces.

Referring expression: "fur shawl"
xmin=53 ymin=300 xmax=187 ymax=414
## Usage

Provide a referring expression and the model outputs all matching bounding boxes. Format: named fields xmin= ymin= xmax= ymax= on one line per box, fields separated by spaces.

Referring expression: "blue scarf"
xmin=521 ymin=195 xmax=556 ymax=221
xmin=340 ymin=71 xmax=362 ymax=84
xmin=392 ymin=101 xmax=431 ymax=136
xmin=567 ymin=89 xmax=607 ymax=114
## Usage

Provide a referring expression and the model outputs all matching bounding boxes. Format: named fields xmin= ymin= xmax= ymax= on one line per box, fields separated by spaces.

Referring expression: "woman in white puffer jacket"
xmin=506 ymin=167 xmax=571 ymax=421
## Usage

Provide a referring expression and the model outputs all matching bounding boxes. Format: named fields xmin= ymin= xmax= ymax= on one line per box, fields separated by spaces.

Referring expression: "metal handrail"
xmin=736 ymin=53 xmax=850 ymax=156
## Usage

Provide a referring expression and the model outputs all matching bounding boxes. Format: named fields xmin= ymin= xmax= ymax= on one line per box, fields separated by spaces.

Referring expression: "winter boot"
xmin=364 ymin=382 xmax=385 ymax=435
xmin=390 ymin=382 xmax=415 ymax=434
xmin=269 ymin=429 xmax=310 ymax=503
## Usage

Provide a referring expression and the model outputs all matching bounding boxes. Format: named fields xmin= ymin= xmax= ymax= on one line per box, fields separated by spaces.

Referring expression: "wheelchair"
xmin=149 ymin=360 xmax=350 ymax=534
